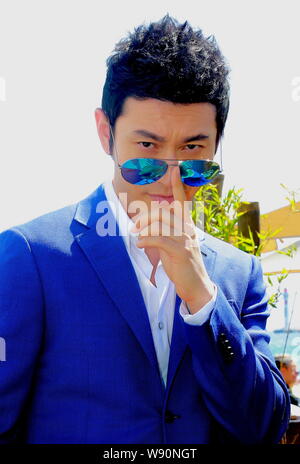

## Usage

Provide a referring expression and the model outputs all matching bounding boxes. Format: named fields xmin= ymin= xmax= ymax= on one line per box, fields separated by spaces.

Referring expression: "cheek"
xmin=127 ymin=185 xmax=150 ymax=207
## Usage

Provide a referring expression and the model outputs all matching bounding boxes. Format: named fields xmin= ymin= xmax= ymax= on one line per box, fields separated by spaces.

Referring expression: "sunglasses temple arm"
xmin=108 ymin=124 xmax=120 ymax=166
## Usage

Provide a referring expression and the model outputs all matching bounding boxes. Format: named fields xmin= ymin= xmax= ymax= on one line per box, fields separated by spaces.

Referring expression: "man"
xmin=275 ymin=355 xmax=300 ymax=406
xmin=0 ymin=15 xmax=290 ymax=444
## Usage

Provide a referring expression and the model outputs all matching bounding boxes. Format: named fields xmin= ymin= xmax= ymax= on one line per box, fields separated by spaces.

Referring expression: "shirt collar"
xmin=103 ymin=179 xmax=140 ymax=255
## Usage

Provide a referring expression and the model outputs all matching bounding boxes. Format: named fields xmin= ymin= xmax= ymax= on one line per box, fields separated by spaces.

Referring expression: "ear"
xmin=94 ymin=108 xmax=111 ymax=155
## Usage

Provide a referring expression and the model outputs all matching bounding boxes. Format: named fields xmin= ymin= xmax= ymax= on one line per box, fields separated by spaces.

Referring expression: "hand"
xmin=131 ymin=166 xmax=215 ymax=313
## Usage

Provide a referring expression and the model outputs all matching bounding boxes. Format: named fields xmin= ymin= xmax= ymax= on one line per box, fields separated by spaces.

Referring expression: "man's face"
xmin=96 ymin=97 xmax=218 ymax=218
xmin=281 ymin=362 xmax=299 ymax=388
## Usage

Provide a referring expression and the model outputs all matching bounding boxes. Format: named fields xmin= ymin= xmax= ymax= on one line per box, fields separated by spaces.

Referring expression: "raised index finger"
xmin=171 ymin=165 xmax=186 ymax=205
xmin=171 ymin=165 xmax=192 ymax=229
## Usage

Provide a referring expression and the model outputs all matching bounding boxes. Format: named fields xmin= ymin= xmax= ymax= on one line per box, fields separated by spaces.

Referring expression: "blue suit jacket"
xmin=0 ymin=183 xmax=290 ymax=444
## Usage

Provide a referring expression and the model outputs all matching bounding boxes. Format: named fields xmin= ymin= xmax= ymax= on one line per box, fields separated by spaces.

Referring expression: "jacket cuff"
xmin=179 ymin=283 xmax=217 ymax=325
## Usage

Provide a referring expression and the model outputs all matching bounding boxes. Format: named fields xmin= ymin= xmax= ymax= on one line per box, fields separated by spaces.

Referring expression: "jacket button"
xmin=218 ymin=334 xmax=229 ymax=345
xmin=217 ymin=333 xmax=235 ymax=363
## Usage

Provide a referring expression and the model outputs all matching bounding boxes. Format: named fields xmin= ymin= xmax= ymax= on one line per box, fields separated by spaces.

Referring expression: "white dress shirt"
xmin=103 ymin=180 xmax=217 ymax=387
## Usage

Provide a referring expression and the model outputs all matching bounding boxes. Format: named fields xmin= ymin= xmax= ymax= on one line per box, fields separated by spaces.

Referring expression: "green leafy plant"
xmin=192 ymin=184 xmax=297 ymax=308
xmin=264 ymin=244 xmax=297 ymax=308
xmin=280 ymin=184 xmax=300 ymax=212
xmin=192 ymin=185 xmax=247 ymax=246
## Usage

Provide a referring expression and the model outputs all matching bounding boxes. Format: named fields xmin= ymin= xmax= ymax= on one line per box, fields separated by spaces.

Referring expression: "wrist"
xmin=185 ymin=281 xmax=215 ymax=314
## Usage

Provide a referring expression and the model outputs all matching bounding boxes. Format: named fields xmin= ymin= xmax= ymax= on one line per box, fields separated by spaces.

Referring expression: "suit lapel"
xmin=165 ymin=293 xmax=187 ymax=391
xmin=73 ymin=185 xmax=161 ymax=380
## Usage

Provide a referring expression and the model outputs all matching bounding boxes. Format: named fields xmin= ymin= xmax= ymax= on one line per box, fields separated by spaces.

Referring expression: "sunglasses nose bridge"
xmin=166 ymin=163 xmax=180 ymax=167
xmin=168 ymin=164 xmax=179 ymax=168
xmin=162 ymin=160 xmax=180 ymax=173
xmin=162 ymin=160 xmax=181 ymax=173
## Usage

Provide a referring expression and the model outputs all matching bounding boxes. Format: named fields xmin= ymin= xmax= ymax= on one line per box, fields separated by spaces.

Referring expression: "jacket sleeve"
xmin=180 ymin=253 xmax=290 ymax=444
xmin=0 ymin=228 xmax=44 ymax=443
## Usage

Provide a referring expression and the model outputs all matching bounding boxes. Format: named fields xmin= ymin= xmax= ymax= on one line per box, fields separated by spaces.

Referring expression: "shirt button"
xmin=158 ymin=321 xmax=164 ymax=330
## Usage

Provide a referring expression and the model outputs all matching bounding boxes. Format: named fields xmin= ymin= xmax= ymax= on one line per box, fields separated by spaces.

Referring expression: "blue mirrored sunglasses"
xmin=117 ymin=158 xmax=221 ymax=186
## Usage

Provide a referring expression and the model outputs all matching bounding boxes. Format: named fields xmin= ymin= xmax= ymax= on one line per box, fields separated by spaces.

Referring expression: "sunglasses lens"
xmin=120 ymin=158 xmax=167 ymax=185
xmin=180 ymin=160 xmax=220 ymax=186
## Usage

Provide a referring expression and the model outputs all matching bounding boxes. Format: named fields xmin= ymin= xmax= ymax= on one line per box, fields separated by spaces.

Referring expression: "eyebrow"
xmin=132 ymin=129 xmax=209 ymax=143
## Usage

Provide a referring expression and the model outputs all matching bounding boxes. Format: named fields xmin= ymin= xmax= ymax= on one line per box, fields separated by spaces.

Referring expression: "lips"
xmin=148 ymin=194 xmax=174 ymax=204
